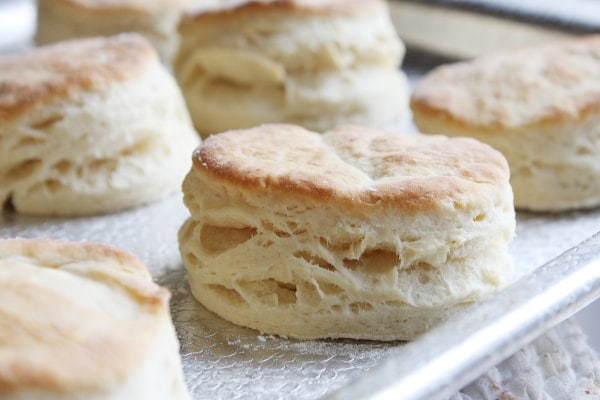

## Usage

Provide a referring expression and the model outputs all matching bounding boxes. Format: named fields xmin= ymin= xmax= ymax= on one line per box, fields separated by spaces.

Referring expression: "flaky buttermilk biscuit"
xmin=179 ymin=124 xmax=515 ymax=340
xmin=36 ymin=0 xmax=194 ymax=63
xmin=0 ymin=34 xmax=199 ymax=216
xmin=0 ymin=238 xmax=189 ymax=400
xmin=175 ymin=0 xmax=409 ymax=136
xmin=411 ymin=35 xmax=600 ymax=211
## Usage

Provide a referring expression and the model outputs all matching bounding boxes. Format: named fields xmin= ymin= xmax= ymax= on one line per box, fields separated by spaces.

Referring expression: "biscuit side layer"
xmin=175 ymin=5 xmax=407 ymax=134
xmin=180 ymin=168 xmax=514 ymax=340
xmin=35 ymin=3 xmax=185 ymax=62
xmin=38 ymin=0 xmax=191 ymax=14
xmin=414 ymin=109 xmax=600 ymax=211
xmin=0 ymin=60 xmax=199 ymax=215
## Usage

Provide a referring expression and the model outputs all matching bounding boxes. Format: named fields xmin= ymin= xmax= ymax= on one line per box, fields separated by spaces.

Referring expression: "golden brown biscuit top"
xmin=183 ymin=0 xmax=385 ymax=22
xmin=0 ymin=238 xmax=170 ymax=394
xmin=41 ymin=0 xmax=191 ymax=13
xmin=0 ymin=34 xmax=156 ymax=121
xmin=411 ymin=35 xmax=600 ymax=130
xmin=193 ymin=124 xmax=510 ymax=212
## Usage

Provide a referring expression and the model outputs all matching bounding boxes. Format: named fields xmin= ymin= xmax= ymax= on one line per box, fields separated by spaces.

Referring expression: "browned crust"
xmin=411 ymin=84 xmax=600 ymax=132
xmin=411 ymin=35 xmax=600 ymax=131
xmin=182 ymin=0 xmax=385 ymax=25
xmin=0 ymin=238 xmax=170 ymax=394
xmin=190 ymin=124 xmax=510 ymax=213
xmin=0 ymin=34 xmax=156 ymax=121
xmin=38 ymin=0 xmax=190 ymax=14
xmin=0 ymin=238 xmax=169 ymax=306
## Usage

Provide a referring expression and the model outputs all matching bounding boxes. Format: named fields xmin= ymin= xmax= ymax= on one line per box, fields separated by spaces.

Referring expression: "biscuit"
xmin=0 ymin=238 xmax=189 ymax=399
xmin=175 ymin=0 xmax=409 ymax=136
xmin=35 ymin=0 xmax=194 ymax=63
xmin=411 ymin=35 xmax=600 ymax=211
xmin=179 ymin=124 xmax=515 ymax=340
xmin=0 ymin=34 xmax=199 ymax=216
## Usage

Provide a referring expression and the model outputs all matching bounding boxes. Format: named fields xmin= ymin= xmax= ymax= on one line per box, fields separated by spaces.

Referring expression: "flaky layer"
xmin=180 ymin=124 xmax=515 ymax=340
xmin=40 ymin=0 xmax=191 ymax=13
xmin=0 ymin=239 xmax=189 ymax=399
xmin=35 ymin=2 xmax=192 ymax=62
xmin=183 ymin=0 xmax=390 ymax=20
xmin=182 ymin=67 xmax=408 ymax=134
xmin=413 ymin=101 xmax=600 ymax=211
xmin=175 ymin=1 xmax=405 ymax=134
xmin=180 ymin=170 xmax=513 ymax=340
xmin=189 ymin=278 xmax=471 ymax=340
xmin=0 ymin=40 xmax=199 ymax=216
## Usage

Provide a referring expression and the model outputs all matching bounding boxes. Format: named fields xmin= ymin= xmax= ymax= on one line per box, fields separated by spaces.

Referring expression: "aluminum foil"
xmin=2 ymin=196 xmax=600 ymax=399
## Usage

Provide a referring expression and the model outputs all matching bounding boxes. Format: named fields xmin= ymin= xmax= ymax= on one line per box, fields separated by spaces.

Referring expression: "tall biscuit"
xmin=0 ymin=238 xmax=189 ymax=399
xmin=411 ymin=35 xmax=600 ymax=211
xmin=0 ymin=34 xmax=199 ymax=216
xmin=175 ymin=0 xmax=409 ymax=136
xmin=179 ymin=124 xmax=515 ymax=340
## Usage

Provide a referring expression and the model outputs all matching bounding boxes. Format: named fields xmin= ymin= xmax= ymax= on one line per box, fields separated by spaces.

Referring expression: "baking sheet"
xmin=1 ymin=2 xmax=600 ymax=398
xmin=2 ymin=194 xmax=600 ymax=399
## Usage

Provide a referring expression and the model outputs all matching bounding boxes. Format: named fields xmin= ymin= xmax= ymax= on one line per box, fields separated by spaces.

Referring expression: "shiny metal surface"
xmin=329 ymin=232 xmax=600 ymax=400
